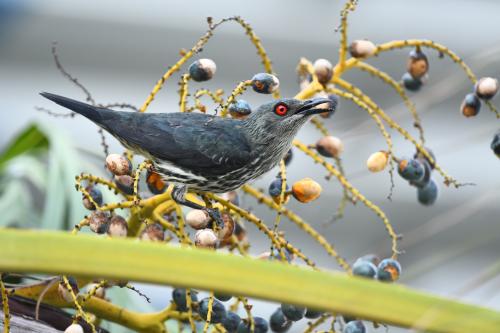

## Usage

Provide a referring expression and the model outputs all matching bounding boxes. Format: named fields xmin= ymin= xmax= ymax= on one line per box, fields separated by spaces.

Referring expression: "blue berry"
xmin=268 ymin=178 xmax=289 ymax=198
xmin=215 ymin=293 xmax=232 ymax=302
xmin=188 ymin=59 xmax=216 ymax=82
xmin=461 ymin=93 xmax=481 ymax=117
xmin=198 ymin=297 xmax=227 ymax=323
xmin=229 ymin=100 xmax=252 ymax=119
xmin=237 ymin=317 xmax=269 ymax=333
xmin=172 ymin=288 xmax=198 ymax=312
xmin=280 ymin=303 xmax=305 ymax=321
xmin=270 ymin=308 xmax=292 ymax=332
xmin=402 ymin=72 xmax=422 ymax=92
xmin=82 ymin=185 xmax=103 ymax=210
xmin=413 ymin=147 xmax=436 ymax=170
xmin=491 ymin=131 xmax=500 ymax=158
xmin=222 ymin=311 xmax=241 ymax=332
xmin=409 ymin=158 xmax=431 ymax=188
xmin=251 ymin=73 xmax=280 ymax=94
xmin=398 ymin=158 xmax=425 ymax=181
xmin=344 ymin=320 xmax=366 ymax=333
xmin=377 ymin=258 xmax=402 ymax=282
xmin=352 ymin=259 xmax=377 ymax=279
xmin=417 ymin=179 xmax=438 ymax=206
xmin=304 ymin=308 xmax=323 ymax=319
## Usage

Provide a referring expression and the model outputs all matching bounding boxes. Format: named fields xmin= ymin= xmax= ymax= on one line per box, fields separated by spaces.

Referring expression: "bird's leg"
xmin=171 ymin=185 xmax=224 ymax=228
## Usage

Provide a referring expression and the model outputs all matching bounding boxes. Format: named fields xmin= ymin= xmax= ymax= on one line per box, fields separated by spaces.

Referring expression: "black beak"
xmin=297 ymin=98 xmax=333 ymax=116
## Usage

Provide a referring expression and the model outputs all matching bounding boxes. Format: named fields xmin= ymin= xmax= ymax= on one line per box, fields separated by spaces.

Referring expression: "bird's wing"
xmin=103 ymin=112 xmax=253 ymax=176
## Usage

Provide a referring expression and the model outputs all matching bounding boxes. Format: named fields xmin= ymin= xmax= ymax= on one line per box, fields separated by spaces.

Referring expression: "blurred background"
xmin=1 ymin=0 xmax=500 ymax=332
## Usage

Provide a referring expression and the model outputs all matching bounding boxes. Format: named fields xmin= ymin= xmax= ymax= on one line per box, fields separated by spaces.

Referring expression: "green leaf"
xmin=1 ymin=228 xmax=500 ymax=333
xmin=0 ymin=124 xmax=49 ymax=170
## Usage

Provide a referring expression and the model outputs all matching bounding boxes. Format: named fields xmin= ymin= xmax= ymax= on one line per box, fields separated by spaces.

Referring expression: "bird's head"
xmin=243 ymin=97 xmax=335 ymax=141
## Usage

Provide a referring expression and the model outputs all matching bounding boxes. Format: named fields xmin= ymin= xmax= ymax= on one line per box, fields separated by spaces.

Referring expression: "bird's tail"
xmin=40 ymin=92 xmax=103 ymax=122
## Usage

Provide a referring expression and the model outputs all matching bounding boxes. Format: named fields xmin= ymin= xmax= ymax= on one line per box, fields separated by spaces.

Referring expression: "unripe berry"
xmin=88 ymin=211 xmax=110 ymax=234
xmin=186 ymin=209 xmax=210 ymax=230
xmin=319 ymin=94 xmax=339 ymax=119
xmin=222 ymin=311 xmax=241 ymax=332
xmin=349 ymin=40 xmax=376 ymax=58
xmin=402 ymin=72 xmax=423 ymax=92
xmin=87 ymin=283 xmax=106 ymax=299
xmin=292 ymin=178 xmax=322 ymax=203
xmin=316 ymin=136 xmax=344 ymax=158
xmin=114 ymin=175 xmax=134 ymax=195
xmin=352 ymin=259 xmax=377 ymax=278
xmin=417 ymin=178 xmax=438 ymax=206
xmin=195 ymin=228 xmax=218 ymax=249
xmin=107 ymin=214 xmax=128 ymax=237
xmin=376 ymin=258 xmax=402 ymax=282
xmin=58 ymin=277 xmax=79 ymax=303
xmin=474 ymin=77 xmax=499 ymax=100
xmin=344 ymin=320 xmax=366 ymax=333
xmin=491 ymin=131 xmax=500 ymax=158
xmin=280 ymin=303 xmax=306 ymax=321
xmin=251 ymin=73 xmax=280 ymax=94
xmin=218 ymin=213 xmax=235 ymax=241
xmin=189 ymin=58 xmax=216 ymax=82
xmin=229 ymin=100 xmax=252 ymax=119
xmin=220 ymin=191 xmax=240 ymax=206
xmin=64 ymin=324 xmax=84 ymax=333
xmin=198 ymin=297 xmax=227 ymax=323
xmin=237 ymin=317 xmax=269 ymax=333
xmin=461 ymin=93 xmax=481 ymax=117
xmin=105 ymin=154 xmax=132 ymax=176
xmin=270 ymin=308 xmax=292 ymax=332
xmin=407 ymin=49 xmax=429 ymax=79
xmin=140 ymin=223 xmax=165 ymax=241
xmin=172 ymin=288 xmax=198 ymax=312
xmin=313 ymin=58 xmax=333 ymax=84
xmin=82 ymin=185 xmax=103 ymax=210
xmin=398 ymin=158 xmax=425 ymax=181
xmin=366 ymin=151 xmax=388 ymax=173
xmin=146 ymin=170 xmax=167 ymax=194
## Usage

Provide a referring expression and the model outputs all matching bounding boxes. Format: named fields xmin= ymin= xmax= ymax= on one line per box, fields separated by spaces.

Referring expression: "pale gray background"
xmin=1 ymin=0 xmax=500 ymax=332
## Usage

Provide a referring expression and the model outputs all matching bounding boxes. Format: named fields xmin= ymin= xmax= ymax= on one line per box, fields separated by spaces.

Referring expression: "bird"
xmin=41 ymin=92 xmax=334 ymax=225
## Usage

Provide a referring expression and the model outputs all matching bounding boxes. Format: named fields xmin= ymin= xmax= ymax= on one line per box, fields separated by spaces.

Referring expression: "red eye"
xmin=274 ymin=103 xmax=288 ymax=116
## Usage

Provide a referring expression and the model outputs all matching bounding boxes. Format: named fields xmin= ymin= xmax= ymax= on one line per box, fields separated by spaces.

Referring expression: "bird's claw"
xmin=207 ymin=208 xmax=224 ymax=229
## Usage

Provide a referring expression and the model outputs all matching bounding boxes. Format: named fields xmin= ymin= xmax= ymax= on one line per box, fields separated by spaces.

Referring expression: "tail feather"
xmin=40 ymin=92 xmax=103 ymax=122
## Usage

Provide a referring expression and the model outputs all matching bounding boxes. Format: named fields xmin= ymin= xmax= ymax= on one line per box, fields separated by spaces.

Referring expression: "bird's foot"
xmin=206 ymin=208 xmax=224 ymax=229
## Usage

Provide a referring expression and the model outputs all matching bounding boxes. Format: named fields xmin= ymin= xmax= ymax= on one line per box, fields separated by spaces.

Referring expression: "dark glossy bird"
xmin=41 ymin=92 xmax=334 ymax=225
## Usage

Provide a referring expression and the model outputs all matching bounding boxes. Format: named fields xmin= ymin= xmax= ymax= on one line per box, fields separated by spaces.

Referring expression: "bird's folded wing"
xmin=103 ymin=112 xmax=253 ymax=176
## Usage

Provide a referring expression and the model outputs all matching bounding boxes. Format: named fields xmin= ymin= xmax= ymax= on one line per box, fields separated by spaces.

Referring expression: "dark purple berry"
xmin=491 ymin=131 xmax=500 ymax=158
xmin=237 ymin=317 xmax=269 ymax=333
xmin=223 ymin=311 xmax=241 ymax=332
xmin=398 ymin=158 xmax=425 ymax=182
xmin=270 ymin=308 xmax=292 ymax=332
xmin=229 ymin=100 xmax=252 ymax=119
xmin=352 ymin=259 xmax=377 ymax=278
xmin=461 ymin=93 xmax=481 ymax=117
xmin=268 ymin=178 xmax=289 ymax=198
xmin=172 ymin=288 xmax=198 ymax=312
xmin=280 ymin=303 xmax=305 ymax=321
xmin=199 ymin=297 xmax=226 ymax=323
xmin=304 ymin=308 xmax=323 ymax=319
